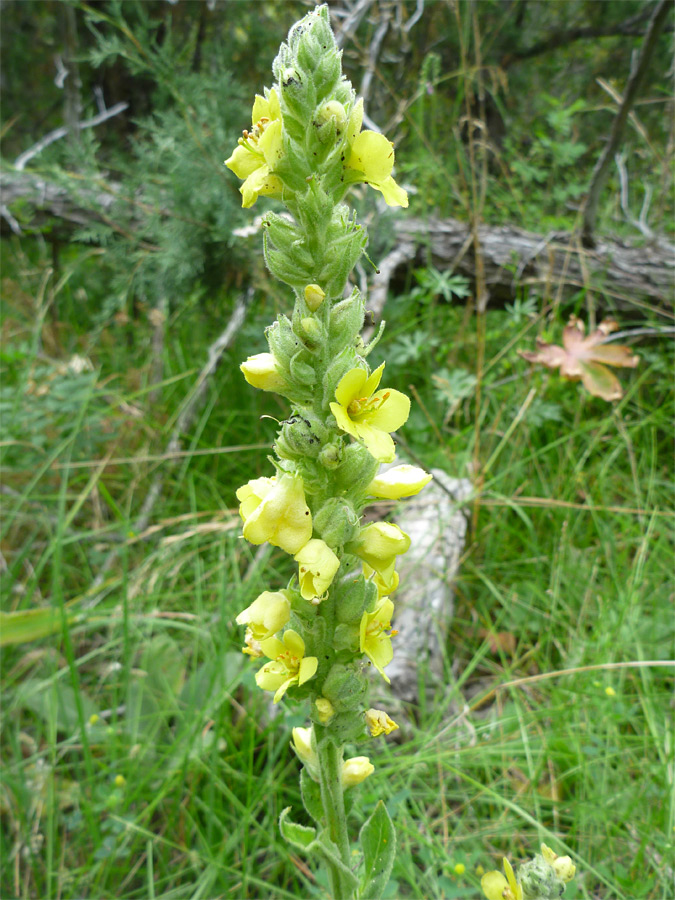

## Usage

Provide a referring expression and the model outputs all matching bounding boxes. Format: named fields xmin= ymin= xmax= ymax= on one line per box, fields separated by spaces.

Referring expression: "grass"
xmin=1 ymin=233 xmax=673 ymax=900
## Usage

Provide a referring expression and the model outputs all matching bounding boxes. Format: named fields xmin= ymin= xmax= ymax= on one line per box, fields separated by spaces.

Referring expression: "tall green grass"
xmin=1 ymin=235 xmax=673 ymax=900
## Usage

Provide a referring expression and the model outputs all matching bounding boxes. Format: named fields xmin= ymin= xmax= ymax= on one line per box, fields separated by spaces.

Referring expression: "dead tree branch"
xmin=582 ymin=0 xmax=671 ymax=247
xmin=371 ymin=217 xmax=674 ymax=314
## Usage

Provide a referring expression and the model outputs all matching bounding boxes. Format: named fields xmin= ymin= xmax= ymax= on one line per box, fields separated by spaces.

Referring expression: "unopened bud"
xmin=317 ymin=100 xmax=348 ymax=130
xmin=304 ymin=283 xmax=325 ymax=312
xmin=315 ymin=697 xmax=335 ymax=723
xmin=240 ymin=352 xmax=287 ymax=393
xmin=341 ymin=756 xmax=374 ymax=789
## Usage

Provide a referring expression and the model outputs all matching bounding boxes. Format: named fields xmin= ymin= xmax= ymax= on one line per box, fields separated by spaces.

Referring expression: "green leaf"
xmin=300 ymin=768 xmax=324 ymax=823
xmin=279 ymin=810 xmax=359 ymax=891
xmin=359 ymin=800 xmax=396 ymax=900
xmin=0 ymin=608 xmax=65 ymax=645
xmin=279 ymin=807 xmax=317 ymax=850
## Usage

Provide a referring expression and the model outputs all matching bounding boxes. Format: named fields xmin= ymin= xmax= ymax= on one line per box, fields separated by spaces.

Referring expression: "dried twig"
xmin=582 ymin=0 xmax=671 ymax=246
xmin=14 ymin=102 xmax=129 ymax=172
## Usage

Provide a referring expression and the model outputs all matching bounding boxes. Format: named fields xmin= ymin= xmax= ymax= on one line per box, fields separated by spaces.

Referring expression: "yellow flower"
xmin=541 ymin=844 xmax=576 ymax=883
xmin=481 ymin=858 xmax=523 ymax=900
xmin=365 ymin=708 xmax=399 ymax=737
xmin=291 ymin=726 xmax=320 ymax=780
xmin=363 ymin=563 xmax=399 ymax=598
xmin=605 ymin=685 xmax=616 ymax=697
xmin=329 ymin=363 xmax=410 ymax=463
xmin=366 ymin=465 xmax=433 ymax=499
xmin=256 ymin=629 xmax=318 ymax=703
xmin=114 ymin=774 xmax=126 ymax=788
xmin=352 ymin=521 xmax=410 ymax=582
xmin=294 ymin=539 xmax=340 ymax=601
xmin=236 ymin=474 xmax=312 ymax=555
xmin=342 ymin=756 xmax=374 ymax=788
xmin=236 ymin=590 xmax=291 ymax=644
xmin=225 ymin=88 xmax=284 ymax=208
xmin=240 ymin=352 xmax=287 ymax=392
xmin=345 ymin=99 xmax=408 ymax=207
xmin=454 ymin=863 xmax=466 ymax=875
xmin=360 ymin=597 xmax=396 ymax=683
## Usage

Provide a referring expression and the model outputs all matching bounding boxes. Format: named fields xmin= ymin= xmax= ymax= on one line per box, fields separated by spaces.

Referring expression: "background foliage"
xmin=1 ymin=1 xmax=673 ymax=899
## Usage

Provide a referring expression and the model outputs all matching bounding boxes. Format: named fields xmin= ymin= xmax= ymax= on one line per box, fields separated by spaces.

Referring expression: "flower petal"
xmin=348 ymin=131 xmax=395 ymax=182
xmin=259 ymin=118 xmax=283 ymax=168
xmin=354 ymin=423 xmax=396 ymax=463
xmin=225 ymin=144 xmax=261 ymax=179
xmin=372 ymin=175 xmax=409 ymax=208
xmin=283 ymin=629 xmax=305 ymax=658
xmin=273 ymin=676 xmax=296 ymax=703
xmin=366 ymin=389 xmax=410 ymax=432
xmin=298 ymin=655 xmax=318 ymax=686
xmin=330 ymin=402 xmax=359 ymax=438
xmin=259 ymin=636 xmax=285 ymax=660
xmin=251 ymin=93 xmax=271 ymax=124
xmin=481 ymin=871 xmax=509 ymax=900
xmin=335 ymin=367 xmax=368 ymax=408
xmin=363 ymin=362 xmax=385 ymax=398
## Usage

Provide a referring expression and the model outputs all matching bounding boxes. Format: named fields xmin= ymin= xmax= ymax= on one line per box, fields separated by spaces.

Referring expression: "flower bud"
xmin=294 ymin=538 xmax=340 ymax=601
xmin=552 ymin=857 xmax=576 ymax=883
xmin=275 ymin=413 xmax=327 ymax=461
xmin=299 ymin=317 xmax=322 ymax=347
xmin=291 ymin=726 xmax=320 ymax=781
xmin=333 ymin=572 xmax=377 ymax=625
xmin=313 ymin=498 xmax=359 ymax=548
xmin=366 ymin=708 xmax=399 ymax=737
xmin=321 ymin=662 xmax=368 ymax=711
xmin=328 ymin=288 xmax=364 ymax=349
xmin=334 ymin=442 xmax=379 ymax=494
xmin=342 ymin=756 xmax=374 ymax=789
xmin=304 ymin=283 xmax=326 ymax=312
xmin=236 ymin=590 xmax=291 ymax=642
xmin=289 ymin=350 xmax=316 ymax=385
xmin=318 ymin=442 xmax=342 ymax=469
xmin=366 ymin=465 xmax=433 ymax=500
xmin=240 ymin=352 xmax=287 ymax=393
xmin=317 ymin=100 xmax=348 ymax=131
xmin=315 ymin=697 xmax=335 ymax=724
xmin=236 ymin=474 xmax=312 ymax=554
xmin=349 ymin=522 xmax=411 ymax=579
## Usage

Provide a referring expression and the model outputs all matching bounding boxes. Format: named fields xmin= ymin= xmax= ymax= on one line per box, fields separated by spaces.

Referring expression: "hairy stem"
xmin=316 ymin=734 xmax=354 ymax=900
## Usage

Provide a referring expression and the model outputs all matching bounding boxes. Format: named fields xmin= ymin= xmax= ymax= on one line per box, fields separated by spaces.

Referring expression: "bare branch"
xmin=582 ymin=0 xmax=671 ymax=247
xmin=14 ymin=102 xmax=129 ymax=171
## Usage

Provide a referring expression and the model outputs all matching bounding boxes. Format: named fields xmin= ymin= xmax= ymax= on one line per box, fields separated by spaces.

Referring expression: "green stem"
xmin=316 ymin=735 xmax=354 ymax=900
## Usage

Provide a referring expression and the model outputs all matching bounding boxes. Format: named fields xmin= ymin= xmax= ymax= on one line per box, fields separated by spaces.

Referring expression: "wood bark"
xmin=369 ymin=217 xmax=674 ymax=314
xmin=3 ymin=171 xmax=673 ymax=309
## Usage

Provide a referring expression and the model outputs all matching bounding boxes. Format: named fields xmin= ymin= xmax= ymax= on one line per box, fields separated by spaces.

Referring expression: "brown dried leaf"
xmin=519 ymin=316 xmax=639 ymax=401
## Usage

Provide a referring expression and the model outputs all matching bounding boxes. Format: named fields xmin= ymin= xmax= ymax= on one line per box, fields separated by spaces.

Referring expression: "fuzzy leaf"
xmin=358 ymin=800 xmax=396 ymax=899
xmin=519 ymin=316 xmax=638 ymax=401
xmin=279 ymin=807 xmax=317 ymax=850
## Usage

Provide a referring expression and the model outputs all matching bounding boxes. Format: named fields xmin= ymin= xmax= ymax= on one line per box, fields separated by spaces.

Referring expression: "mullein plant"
xmin=481 ymin=844 xmax=577 ymax=900
xmin=225 ymin=6 xmax=431 ymax=899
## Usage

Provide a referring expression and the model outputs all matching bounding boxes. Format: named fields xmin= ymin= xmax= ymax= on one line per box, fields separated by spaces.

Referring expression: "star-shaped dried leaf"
xmin=519 ymin=317 xmax=639 ymax=401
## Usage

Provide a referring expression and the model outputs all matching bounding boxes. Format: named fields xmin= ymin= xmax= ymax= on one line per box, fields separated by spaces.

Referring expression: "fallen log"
xmin=3 ymin=169 xmax=673 ymax=311
xmin=370 ymin=217 xmax=674 ymax=315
